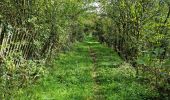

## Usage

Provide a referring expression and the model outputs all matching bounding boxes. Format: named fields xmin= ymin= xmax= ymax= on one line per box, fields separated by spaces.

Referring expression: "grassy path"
xmin=89 ymin=44 xmax=101 ymax=99
xmin=21 ymin=37 xmax=158 ymax=100
xmin=87 ymin=38 xmax=124 ymax=99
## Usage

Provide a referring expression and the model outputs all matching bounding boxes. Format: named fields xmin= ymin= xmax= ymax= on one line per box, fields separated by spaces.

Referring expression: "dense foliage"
xmin=0 ymin=0 xmax=169 ymax=99
xmin=0 ymin=0 xmax=90 ymax=99
xmin=93 ymin=0 xmax=170 ymax=98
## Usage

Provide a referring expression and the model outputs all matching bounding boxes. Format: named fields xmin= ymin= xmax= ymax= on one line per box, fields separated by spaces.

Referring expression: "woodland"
xmin=0 ymin=0 xmax=170 ymax=99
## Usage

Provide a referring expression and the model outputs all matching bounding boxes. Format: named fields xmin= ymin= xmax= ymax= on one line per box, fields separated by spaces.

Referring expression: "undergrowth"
xmin=10 ymin=37 xmax=159 ymax=100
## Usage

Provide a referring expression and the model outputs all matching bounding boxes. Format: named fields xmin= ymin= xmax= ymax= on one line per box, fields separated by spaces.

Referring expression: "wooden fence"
xmin=0 ymin=23 xmax=34 ymax=61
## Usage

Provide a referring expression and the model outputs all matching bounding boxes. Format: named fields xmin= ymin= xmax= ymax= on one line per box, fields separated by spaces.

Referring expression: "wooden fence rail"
xmin=0 ymin=23 xmax=34 ymax=62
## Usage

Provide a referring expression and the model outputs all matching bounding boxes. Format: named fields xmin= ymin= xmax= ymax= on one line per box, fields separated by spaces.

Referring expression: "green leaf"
xmin=136 ymin=58 xmax=145 ymax=65
xmin=163 ymin=59 xmax=170 ymax=68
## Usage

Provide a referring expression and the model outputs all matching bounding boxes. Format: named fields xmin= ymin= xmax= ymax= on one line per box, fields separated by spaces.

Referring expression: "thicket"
xmin=0 ymin=0 xmax=91 ymax=99
xmin=93 ymin=0 xmax=170 ymax=98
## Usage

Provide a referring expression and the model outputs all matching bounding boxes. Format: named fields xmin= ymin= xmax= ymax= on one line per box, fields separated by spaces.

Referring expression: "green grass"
xmin=15 ymin=37 xmax=158 ymax=100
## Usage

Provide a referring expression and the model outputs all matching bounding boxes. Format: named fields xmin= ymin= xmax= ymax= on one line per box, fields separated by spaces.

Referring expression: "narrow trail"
xmin=89 ymin=46 xmax=103 ymax=99
xmin=27 ymin=37 xmax=157 ymax=100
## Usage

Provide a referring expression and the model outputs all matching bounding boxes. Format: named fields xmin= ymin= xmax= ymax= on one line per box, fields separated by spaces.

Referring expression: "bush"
xmin=0 ymin=53 xmax=47 ymax=99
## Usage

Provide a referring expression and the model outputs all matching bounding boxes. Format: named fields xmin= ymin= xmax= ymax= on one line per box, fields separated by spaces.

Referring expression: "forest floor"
xmin=19 ymin=37 xmax=158 ymax=100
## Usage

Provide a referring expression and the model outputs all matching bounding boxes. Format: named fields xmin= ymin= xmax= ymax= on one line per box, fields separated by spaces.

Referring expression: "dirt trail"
xmin=89 ymin=46 xmax=105 ymax=100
